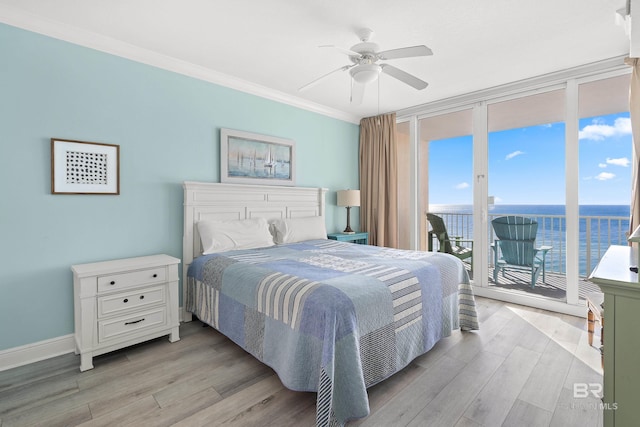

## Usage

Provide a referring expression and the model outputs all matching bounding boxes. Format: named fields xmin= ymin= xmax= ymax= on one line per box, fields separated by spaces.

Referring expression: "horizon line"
xmin=430 ymin=203 xmax=631 ymax=206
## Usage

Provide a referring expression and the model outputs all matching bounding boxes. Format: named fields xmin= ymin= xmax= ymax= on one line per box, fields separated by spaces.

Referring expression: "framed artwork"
xmin=51 ymin=138 xmax=120 ymax=195
xmin=220 ymin=128 xmax=296 ymax=186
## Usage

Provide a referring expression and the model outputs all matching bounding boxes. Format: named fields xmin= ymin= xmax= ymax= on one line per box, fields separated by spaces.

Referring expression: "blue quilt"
xmin=187 ymin=239 xmax=478 ymax=426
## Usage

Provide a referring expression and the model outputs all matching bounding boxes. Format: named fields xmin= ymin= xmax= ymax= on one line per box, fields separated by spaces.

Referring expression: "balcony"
xmin=428 ymin=211 xmax=629 ymax=301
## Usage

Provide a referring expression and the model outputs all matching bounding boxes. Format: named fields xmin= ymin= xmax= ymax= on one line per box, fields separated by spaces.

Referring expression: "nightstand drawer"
xmin=97 ymin=267 xmax=166 ymax=293
xmin=97 ymin=286 xmax=165 ymax=318
xmin=98 ymin=307 xmax=166 ymax=343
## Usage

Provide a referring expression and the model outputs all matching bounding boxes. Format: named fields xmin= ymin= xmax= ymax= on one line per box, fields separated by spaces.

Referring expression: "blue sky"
xmin=428 ymin=112 xmax=632 ymax=205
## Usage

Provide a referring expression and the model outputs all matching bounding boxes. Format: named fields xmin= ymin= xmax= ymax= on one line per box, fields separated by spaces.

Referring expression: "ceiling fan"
xmin=299 ymin=28 xmax=432 ymax=104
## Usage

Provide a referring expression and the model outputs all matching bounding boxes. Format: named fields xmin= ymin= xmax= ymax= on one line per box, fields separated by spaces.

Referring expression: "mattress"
xmin=187 ymin=239 xmax=478 ymax=426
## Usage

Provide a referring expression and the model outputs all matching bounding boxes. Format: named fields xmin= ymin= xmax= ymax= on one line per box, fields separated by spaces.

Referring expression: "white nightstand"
xmin=71 ymin=254 xmax=181 ymax=371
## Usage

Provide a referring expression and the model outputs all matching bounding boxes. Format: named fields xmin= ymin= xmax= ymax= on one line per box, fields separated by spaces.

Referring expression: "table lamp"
xmin=337 ymin=189 xmax=360 ymax=234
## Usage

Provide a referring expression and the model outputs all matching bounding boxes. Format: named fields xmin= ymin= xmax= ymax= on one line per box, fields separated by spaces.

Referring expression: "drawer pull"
xmin=123 ymin=298 xmax=128 ymax=303
xmin=124 ymin=318 xmax=145 ymax=325
xmin=152 ymin=274 xmax=158 ymax=278
xmin=140 ymin=295 xmax=144 ymax=300
xmin=110 ymin=281 xmax=116 ymax=285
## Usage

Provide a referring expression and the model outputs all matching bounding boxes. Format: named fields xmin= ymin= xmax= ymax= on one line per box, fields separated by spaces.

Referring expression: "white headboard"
xmin=182 ymin=181 xmax=328 ymax=321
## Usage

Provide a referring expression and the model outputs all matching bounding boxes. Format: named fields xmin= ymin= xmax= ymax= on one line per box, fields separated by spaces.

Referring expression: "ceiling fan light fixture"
xmin=349 ymin=64 xmax=381 ymax=84
xmin=300 ymin=28 xmax=432 ymax=97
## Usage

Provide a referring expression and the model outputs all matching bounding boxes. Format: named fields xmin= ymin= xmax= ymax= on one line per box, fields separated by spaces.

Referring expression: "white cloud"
xmin=595 ymin=172 xmax=616 ymax=181
xmin=606 ymin=157 xmax=630 ymax=167
xmin=598 ymin=163 xmax=607 ymax=168
xmin=505 ymin=150 xmax=525 ymax=160
xmin=579 ymin=117 xmax=631 ymax=140
xmin=455 ymin=182 xmax=469 ymax=190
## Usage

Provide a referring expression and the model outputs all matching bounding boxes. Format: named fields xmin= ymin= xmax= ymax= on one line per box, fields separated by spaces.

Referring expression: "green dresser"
xmin=589 ymin=245 xmax=640 ymax=426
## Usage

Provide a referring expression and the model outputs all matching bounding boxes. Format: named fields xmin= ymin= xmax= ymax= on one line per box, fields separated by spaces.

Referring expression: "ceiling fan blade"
xmin=377 ymin=45 xmax=433 ymax=60
xmin=298 ymin=65 xmax=352 ymax=91
xmin=380 ymin=64 xmax=428 ymax=90
xmin=350 ymin=80 xmax=365 ymax=105
xmin=319 ymin=45 xmax=361 ymax=57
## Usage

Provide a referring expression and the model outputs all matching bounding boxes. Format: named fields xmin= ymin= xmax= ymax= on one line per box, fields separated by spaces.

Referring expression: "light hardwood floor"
xmin=0 ymin=297 xmax=604 ymax=427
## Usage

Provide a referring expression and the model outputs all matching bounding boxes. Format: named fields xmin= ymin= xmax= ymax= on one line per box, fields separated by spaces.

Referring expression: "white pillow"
xmin=269 ymin=216 xmax=327 ymax=244
xmin=197 ymin=217 xmax=275 ymax=255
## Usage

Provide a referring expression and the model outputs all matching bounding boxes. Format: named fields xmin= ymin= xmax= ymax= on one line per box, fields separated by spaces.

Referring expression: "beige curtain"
xmin=626 ymin=57 xmax=640 ymax=235
xmin=359 ymin=113 xmax=398 ymax=247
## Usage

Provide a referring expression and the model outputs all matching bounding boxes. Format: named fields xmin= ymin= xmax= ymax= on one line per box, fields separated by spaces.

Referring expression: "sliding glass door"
xmin=417 ymin=109 xmax=474 ymax=259
xmin=578 ymin=74 xmax=632 ymax=287
xmin=399 ymin=66 xmax=632 ymax=315
xmin=486 ymin=89 xmax=566 ymax=300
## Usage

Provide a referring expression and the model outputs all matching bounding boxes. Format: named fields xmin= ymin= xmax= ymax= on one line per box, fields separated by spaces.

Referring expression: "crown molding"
xmin=0 ymin=4 xmax=360 ymax=124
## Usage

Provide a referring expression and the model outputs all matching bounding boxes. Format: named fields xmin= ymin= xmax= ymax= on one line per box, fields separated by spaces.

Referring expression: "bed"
xmin=182 ymin=181 xmax=478 ymax=426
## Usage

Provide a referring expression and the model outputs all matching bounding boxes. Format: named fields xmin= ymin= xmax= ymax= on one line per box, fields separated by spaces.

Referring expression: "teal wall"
xmin=0 ymin=24 xmax=360 ymax=351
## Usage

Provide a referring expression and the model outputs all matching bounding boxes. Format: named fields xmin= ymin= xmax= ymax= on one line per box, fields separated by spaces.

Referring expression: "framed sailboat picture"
xmin=220 ymin=128 xmax=296 ymax=186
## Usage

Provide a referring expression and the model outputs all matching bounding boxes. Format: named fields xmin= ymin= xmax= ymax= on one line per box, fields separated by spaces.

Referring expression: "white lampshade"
xmin=337 ymin=189 xmax=360 ymax=207
xmin=349 ymin=64 xmax=381 ymax=84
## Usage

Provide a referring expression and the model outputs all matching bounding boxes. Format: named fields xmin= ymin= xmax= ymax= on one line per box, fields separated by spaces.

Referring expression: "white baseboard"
xmin=0 ymin=334 xmax=76 ymax=372
xmin=0 ymin=308 xmax=187 ymax=372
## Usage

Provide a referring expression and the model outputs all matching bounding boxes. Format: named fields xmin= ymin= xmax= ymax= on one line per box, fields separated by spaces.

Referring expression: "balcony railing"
xmin=428 ymin=212 xmax=629 ymax=277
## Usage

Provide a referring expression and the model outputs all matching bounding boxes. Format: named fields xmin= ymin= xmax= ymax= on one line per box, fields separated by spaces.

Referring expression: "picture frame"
xmin=220 ymin=128 xmax=296 ymax=186
xmin=51 ymin=138 xmax=120 ymax=195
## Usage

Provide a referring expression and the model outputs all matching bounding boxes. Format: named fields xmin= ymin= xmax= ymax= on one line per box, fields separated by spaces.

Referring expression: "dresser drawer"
xmin=97 ymin=267 xmax=166 ymax=293
xmin=97 ymin=286 xmax=165 ymax=318
xmin=98 ymin=307 xmax=166 ymax=343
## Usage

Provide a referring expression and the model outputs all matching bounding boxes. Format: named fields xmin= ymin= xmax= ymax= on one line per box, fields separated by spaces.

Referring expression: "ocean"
xmin=430 ymin=204 xmax=630 ymax=217
xmin=429 ymin=204 xmax=630 ymax=276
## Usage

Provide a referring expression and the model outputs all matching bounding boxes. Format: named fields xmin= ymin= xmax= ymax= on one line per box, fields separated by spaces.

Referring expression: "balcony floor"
xmin=465 ymin=264 xmax=601 ymax=301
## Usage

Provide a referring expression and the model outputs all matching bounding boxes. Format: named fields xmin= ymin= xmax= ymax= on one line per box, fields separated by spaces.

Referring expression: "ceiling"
xmin=0 ymin=0 xmax=632 ymax=123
